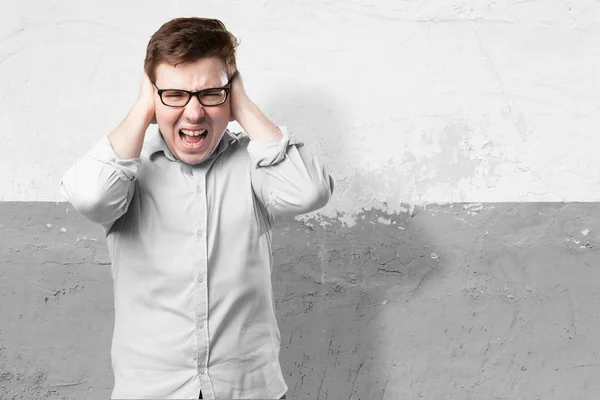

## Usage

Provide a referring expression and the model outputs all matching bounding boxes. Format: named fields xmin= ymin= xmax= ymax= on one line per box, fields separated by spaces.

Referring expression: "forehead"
xmin=155 ymin=57 xmax=228 ymax=89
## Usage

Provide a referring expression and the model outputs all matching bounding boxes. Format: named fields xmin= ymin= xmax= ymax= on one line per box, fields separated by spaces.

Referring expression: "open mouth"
xmin=179 ymin=129 xmax=208 ymax=149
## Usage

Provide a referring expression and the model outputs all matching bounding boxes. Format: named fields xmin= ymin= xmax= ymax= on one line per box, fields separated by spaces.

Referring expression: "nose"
xmin=183 ymin=95 xmax=205 ymax=122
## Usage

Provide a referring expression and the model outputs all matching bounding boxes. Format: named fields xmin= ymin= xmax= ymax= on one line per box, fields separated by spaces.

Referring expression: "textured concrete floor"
xmin=1 ymin=202 xmax=599 ymax=399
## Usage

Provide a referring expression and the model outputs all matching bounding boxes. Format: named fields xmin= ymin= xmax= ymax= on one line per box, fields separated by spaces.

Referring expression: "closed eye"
xmin=163 ymin=91 xmax=188 ymax=98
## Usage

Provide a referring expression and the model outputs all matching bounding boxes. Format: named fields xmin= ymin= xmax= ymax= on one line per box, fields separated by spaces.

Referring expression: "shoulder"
xmin=223 ymin=130 xmax=251 ymax=156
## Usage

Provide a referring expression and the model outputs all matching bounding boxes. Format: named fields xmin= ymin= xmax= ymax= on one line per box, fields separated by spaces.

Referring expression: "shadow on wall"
xmin=262 ymin=84 xmax=445 ymax=399
xmin=262 ymin=85 xmax=442 ymax=399
xmin=270 ymin=203 xmax=444 ymax=400
xmin=262 ymin=84 xmax=347 ymax=170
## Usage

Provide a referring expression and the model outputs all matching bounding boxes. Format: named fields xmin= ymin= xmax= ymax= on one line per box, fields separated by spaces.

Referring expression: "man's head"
xmin=144 ymin=17 xmax=239 ymax=165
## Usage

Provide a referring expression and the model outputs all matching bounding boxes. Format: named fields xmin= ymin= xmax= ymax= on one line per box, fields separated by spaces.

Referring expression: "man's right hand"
xmin=107 ymin=72 xmax=157 ymax=160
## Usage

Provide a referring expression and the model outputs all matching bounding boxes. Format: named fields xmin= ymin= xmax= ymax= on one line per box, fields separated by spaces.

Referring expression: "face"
xmin=154 ymin=57 xmax=231 ymax=165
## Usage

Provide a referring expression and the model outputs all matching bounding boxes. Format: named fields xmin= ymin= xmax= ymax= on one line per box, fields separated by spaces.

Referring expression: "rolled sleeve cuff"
xmin=247 ymin=126 xmax=304 ymax=168
xmin=88 ymin=136 xmax=141 ymax=181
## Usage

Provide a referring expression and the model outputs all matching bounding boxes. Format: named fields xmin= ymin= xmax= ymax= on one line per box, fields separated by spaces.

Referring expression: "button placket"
xmin=193 ymin=166 xmax=210 ymax=383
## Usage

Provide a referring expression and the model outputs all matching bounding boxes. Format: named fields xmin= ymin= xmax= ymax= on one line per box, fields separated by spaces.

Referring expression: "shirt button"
xmin=197 ymin=275 xmax=204 ymax=283
xmin=199 ymin=368 xmax=205 ymax=375
xmin=196 ymin=184 xmax=202 ymax=194
xmin=196 ymin=229 xmax=203 ymax=237
xmin=199 ymin=322 xmax=204 ymax=329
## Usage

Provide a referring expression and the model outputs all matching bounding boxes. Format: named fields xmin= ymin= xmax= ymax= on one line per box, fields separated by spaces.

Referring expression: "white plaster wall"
xmin=1 ymin=0 xmax=599 ymax=217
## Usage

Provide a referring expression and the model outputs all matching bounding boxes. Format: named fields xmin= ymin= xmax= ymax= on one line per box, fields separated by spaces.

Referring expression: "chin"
xmin=176 ymin=149 xmax=213 ymax=166
xmin=182 ymin=155 xmax=209 ymax=166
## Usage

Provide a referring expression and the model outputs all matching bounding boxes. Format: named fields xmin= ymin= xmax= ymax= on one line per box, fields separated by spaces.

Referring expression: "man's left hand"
xmin=229 ymin=71 xmax=251 ymax=123
xmin=228 ymin=70 xmax=283 ymax=141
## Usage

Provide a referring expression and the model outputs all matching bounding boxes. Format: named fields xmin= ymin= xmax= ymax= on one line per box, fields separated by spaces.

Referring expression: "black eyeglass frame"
xmin=153 ymin=71 xmax=238 ymax=108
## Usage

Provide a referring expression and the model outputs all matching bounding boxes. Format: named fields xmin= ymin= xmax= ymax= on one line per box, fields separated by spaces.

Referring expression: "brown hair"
xmin=144 ymin=17 xmax=239 ymax=83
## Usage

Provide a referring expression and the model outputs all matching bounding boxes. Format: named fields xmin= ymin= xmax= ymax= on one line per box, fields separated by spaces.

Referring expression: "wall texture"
xmin=1 ymin=1 xmax=600 ymax=399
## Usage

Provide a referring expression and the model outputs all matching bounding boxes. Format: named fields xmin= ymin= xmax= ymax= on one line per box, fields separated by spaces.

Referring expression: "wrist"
xmin=237 ymin=104 xmax=283 ymax=142
xmin=132 ymin=100 xmax=155 ymax=126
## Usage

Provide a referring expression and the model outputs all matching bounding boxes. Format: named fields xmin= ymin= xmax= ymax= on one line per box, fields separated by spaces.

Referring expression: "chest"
xmin=134 ymin=154 xmax=259 ymax=235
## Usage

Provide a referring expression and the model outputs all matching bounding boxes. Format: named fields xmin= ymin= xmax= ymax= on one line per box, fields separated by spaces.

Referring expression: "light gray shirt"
xmin=59 ymin=127 xmax=333 ymax=399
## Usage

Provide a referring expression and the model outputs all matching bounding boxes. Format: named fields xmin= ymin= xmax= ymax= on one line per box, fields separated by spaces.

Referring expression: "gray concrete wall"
xmin=2 ymin=202 xmax=599 ymax=399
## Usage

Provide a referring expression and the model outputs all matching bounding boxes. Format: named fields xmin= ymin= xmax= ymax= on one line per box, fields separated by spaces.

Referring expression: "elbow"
xmin=60 ymin=167 xmax=104 ymax=221
xmin=60 ymin=180 xmax=123 ymax=225
xmin=63 ymin=186 xmax=104 ymax=223
xmin=77 ymin=196 xmax=125 ymax=226
xmin=298 ymin=175 xmax=334 ymax=214
xmin=72 ymin=195 xmax=106 ymax=223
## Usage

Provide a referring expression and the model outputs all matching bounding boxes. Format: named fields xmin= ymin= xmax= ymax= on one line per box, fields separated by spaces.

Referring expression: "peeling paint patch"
xmin=377 ymin=217 xmax=392 ymax=225
xmin=463 ymin=202 xmax=484 ymax=215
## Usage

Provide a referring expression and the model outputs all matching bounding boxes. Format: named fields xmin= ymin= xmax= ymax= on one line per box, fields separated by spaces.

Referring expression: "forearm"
xmin=235 ymin=99 xmax=283 ymax=142
xmin=108 ymin=101 xmax=154 ymax=159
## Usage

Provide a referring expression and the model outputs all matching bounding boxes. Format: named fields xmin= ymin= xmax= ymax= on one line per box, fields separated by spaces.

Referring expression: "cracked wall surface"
xmin=1 ymin=202 xmax=599 ymax=399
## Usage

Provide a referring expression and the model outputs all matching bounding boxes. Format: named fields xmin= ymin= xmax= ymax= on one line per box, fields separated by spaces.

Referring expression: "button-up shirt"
xmin=59 ymin=127 xmax=333 ymax=399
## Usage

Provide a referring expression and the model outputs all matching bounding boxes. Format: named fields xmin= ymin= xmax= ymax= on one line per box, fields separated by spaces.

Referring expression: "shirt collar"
xmin=146 ymin=128 xmax=241 ymax=163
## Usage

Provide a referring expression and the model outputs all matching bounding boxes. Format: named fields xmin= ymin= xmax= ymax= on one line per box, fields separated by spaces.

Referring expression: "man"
xmin=60 ymin=17 xmax=333 ymax=399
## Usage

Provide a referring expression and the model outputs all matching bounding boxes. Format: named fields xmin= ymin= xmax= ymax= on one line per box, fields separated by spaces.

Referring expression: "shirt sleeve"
xmin=247 ymin=127 xmax=334 ymax=223
xmin=59 ymin=135 xmax=141 ymax=231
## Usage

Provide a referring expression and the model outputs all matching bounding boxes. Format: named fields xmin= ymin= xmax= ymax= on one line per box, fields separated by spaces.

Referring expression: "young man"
xmin=60 ymin=17 xmax=333 ymax=399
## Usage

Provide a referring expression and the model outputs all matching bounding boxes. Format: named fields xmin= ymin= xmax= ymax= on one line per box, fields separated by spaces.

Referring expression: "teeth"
xmin=181 ymin=129 xmax=207 ymax=136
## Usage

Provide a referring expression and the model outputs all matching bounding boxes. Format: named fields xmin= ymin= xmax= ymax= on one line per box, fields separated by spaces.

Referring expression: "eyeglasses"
xmin=154 ymin=72 xmax=237 ymax=107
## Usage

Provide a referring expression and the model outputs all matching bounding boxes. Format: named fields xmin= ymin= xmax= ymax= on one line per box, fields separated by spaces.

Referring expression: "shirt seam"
xmin=108 ymin=215 xmax=125 ymax=289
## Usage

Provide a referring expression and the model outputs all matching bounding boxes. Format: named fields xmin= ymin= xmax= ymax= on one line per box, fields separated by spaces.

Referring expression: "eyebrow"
xmin=155 ymin=84 xmax=225 ymax=92
xmin=157 ymin=73 xmax=237 ymax=91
